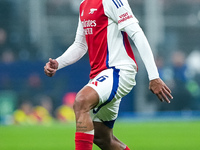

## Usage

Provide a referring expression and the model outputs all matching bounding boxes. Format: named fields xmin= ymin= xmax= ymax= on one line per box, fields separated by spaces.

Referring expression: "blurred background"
xmin=0 ymin=0 xmax=200 ymax=125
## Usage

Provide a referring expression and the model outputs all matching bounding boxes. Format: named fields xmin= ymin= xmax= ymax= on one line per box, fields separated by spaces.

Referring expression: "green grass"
xmin=0 ymin=121 xmax=200 ymax=150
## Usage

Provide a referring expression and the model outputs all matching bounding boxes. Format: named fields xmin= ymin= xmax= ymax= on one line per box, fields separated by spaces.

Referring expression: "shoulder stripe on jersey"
xmin=112 ymin=0 xmax=124 ymax=8
xmin=112 ymin=0 xmax=119 ymax=8
xmin=115 ymin=0 xmax=121 ymax=7
xmin=118 ymin=0 xmax=124 ymax=6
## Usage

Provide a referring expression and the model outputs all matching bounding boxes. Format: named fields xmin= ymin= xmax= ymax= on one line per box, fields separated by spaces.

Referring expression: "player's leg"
xmin=74 ymin=86 xmax=99 ymax=132
xmin=73 ymin=86 xmax=99 ymax=150
xmin=93 ymin=121 xmax=130 ymax=150
xmin=73 ymin=68 xmax=119 ymax=150
xmin=88 ymin=68 xmax=135 ymax=149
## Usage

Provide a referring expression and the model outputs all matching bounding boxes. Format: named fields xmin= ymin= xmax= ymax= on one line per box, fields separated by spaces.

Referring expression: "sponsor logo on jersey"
xmin=82 ymin=19 xmax=96 ymax=28
xmin=118 ymin=12 xmax=133 ymax=24
xmin=112 ymin=0 xmax=123 ymax=8
xmin=89 ymin=8 xmax=97 ymax=14
xmin=81 ymin=19 xmax=97 ymax=35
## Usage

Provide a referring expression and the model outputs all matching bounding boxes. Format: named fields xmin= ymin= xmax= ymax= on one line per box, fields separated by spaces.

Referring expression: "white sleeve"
xmin=124 ymin=23 xmax=159 ymax=81
xmin=103 ymin=0 xmax=138 ymax=30
xmin=56 ymin=18 xmax=88 ymax=70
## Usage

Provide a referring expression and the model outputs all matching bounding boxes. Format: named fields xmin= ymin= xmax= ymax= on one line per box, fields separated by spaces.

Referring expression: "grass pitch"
xmin=0 ymin=121 xmax=200 ymax=150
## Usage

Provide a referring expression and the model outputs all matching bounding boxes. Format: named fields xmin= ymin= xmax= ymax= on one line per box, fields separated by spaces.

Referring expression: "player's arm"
xmin=105 ymin=0 xmax=173 ymax=103
xmin=124 ymin=23 xmax=173 ymax=103
xmin=124 ymin=23 xmax=158 ymax=80
xmin=44 ymin=18 xmax=87 ymax=77
xmin=56 ymin=18 xmax=88 ymax=70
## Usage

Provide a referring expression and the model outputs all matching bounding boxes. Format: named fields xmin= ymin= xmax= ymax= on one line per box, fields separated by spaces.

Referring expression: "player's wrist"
xmin=149 ymin=76 xmax=159 ymax=81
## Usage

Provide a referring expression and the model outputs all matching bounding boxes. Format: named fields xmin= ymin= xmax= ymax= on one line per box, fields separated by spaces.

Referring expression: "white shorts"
xmin=86 ymin=68 xmax=137 ymax=128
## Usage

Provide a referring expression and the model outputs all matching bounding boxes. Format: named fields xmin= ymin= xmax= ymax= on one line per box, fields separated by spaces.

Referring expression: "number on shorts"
xmin=96 ymin=75 xmax=108 ymax=82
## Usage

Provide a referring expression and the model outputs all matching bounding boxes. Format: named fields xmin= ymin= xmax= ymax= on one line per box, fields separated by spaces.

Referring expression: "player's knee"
xmin=73 ymin=94 xmax=90 ymax=114
xmin=94 ymin=135 xmax=112 ymax=148
xmin=93 ymin=137 xmax=107 ymax=148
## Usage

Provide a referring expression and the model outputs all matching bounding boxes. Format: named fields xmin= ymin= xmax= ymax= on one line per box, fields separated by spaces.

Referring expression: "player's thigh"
xmin=86 ymin=68 xmax=115 ymax=105
xmin=87 ymin=68 xmax=136 ymax=127
xmin=86 ymin=68 xmax=136 ymax=107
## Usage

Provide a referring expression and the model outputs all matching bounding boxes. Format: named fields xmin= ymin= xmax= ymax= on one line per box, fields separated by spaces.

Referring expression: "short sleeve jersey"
xmin=79 ymin=0 xmax=139 ymax=79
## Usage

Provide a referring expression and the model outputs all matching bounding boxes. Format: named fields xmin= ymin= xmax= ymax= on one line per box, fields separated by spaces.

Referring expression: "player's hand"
xmin=149 ymin=78 xmax=173 ymax=103
xmin=44 ymin=58 xmax=58 ymax=77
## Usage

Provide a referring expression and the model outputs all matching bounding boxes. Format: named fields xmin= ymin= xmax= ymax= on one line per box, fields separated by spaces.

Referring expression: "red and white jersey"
xmin=78 ymin=0 xmax=139 ymax=79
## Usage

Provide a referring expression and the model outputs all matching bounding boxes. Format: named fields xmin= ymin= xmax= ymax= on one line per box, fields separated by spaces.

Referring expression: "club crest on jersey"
xmin=89 ymin=8 xmax=97 ymax=14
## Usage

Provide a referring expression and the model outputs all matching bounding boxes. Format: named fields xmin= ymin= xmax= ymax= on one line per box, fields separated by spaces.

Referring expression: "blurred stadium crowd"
xmin=0 ymin=0 xmax=200 ymax=125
